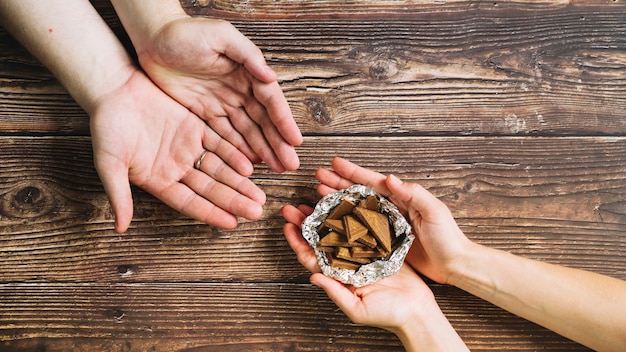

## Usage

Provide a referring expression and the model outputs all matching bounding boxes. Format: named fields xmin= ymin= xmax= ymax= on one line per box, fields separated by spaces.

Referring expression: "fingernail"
xmin=264 ymin=65 xmax=277 ymax=77
xmin=388 ymin=174 xmax=403 ymax=186
xmin=310 ymin=277 xmax=321 ymax=288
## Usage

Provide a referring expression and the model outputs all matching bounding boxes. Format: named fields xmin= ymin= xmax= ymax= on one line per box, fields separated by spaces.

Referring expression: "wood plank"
xmin=1 ymin=136 xmax=624 ymax=284
xmin=0 ymin=283 xmax=589 ymax=351
xmin=1 ymin=2 xmax=625 ymax=135
xmin=151 ymin=0 xmax=626 ymax=136
xmin=186 ymin=0 xmax=624 ymax=17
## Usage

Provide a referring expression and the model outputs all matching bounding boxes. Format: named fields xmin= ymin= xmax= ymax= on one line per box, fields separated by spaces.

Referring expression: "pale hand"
xmin=89 ymin=70 xmax=267 ymax=233
xmin=138 ymin=17 xmax=302 ymax=173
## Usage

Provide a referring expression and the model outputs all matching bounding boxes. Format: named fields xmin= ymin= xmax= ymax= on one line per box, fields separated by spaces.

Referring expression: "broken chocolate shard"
xmin=319 ymin=231 xmax=350 ymax=247
xmin=343 ymin=215 xmax=369 ymax=244
xmin=353 ymin=207 xmax=392 ymax=252
xmin=323 ymin=218 xmax=345 ymax=235
xmin=327 ymin=199 xmax=357 ymax=220
xmin=350 ymin=246 xmax=383 ymax=258
xmin=356 ymin=233 xmax=378 ymax=248
xmin=358 ymin=195 xmax=379 ymax=211
xmin=336 ymin=247 xmax=372 ymax=264
xmin=326 ymin=252 xmax=360 ymax=270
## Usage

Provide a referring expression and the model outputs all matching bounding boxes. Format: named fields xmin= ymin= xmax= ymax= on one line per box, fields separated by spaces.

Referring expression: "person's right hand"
xmin=314 ymin=157 xmax=473 ymax=285
xmin=89 ymin=69 xmax=267 ymax=233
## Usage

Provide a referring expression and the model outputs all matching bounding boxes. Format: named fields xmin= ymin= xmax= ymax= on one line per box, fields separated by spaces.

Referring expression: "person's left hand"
xmin=281 ymin=204 xmax=437 ymax=334
xmin=90 ymin=69 xmax=267 ymax=233
xmin=137 ymin=17 xmax=302 ymax=173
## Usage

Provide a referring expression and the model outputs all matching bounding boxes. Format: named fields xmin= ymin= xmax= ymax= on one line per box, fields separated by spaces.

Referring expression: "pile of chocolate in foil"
xmin=301 ymin=184 xmax=414 ymax=287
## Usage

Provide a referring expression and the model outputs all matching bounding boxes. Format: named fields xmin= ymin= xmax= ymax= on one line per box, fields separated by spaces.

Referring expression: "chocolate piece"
xmin=323 ymin=218 xmax=345 ymax=235
xmin=376 ymin=246 xmax=391 ymax=257
xmin=319 ymin=231 xmax=350 ymax=247
xmin=317 ymin=246 xmax=336 ymax=253
xmin=336 ymin=247 xmax=371 ymax=264
xmin=343 ymin=215 xmax=369 ymax=244
xmin=353 ymin=207 xmax=392 ymax=253
xmin=327 ymin=200 xmax=357 ymax=220
xmin=358 ymin=195 xmax=379 ymax=211
xmin=356 ymin=233 xmax=378 ymax=248
xmin=350 ymin=246 xmax=383 ymax=258
xmin=326 ymin=253 xmax=360 ymax=270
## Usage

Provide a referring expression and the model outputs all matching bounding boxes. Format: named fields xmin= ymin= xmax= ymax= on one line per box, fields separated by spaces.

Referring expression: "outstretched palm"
xmin=89 ymin=70 xmax=266 ymax=232
xmin=138 ymin=17 xmax=302 ymax=172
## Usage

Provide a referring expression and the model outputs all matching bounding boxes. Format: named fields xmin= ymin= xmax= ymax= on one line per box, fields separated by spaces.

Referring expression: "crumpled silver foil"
xmin=302 ymin=184 xmax=414 ymax=287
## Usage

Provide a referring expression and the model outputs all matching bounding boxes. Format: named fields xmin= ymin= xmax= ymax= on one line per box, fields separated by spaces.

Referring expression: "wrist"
xmin=82 ymin=62 xmax=137 ymax=116
xmin=391 ymin=302 xmax=468 ymax=352
xmin=0 ymin=0 xmax=137 ymax=116
xmin=447 ymin=242 xmax=501 ymax=299
xmin=110 ymin=0 xmax=188 ymax=53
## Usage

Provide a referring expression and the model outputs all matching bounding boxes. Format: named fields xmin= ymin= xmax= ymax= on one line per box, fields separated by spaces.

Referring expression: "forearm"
xmin=0 ymin=0 xmax=135 ymax=114
xmin=109 ymin=0 xmax=188 ymax=53
xmin=450 ymin=242 xmax=626 ymax=351
xmin=393 ymin=303 xmax=469 ymax=352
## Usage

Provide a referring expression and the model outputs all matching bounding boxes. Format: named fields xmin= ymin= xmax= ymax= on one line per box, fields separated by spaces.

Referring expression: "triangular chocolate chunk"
xmin=343 ymin=215 xmax=369 ymax=244
xmin=336 ymin=247 xmax=371 ymax=264
xmin=350 ymin=246 xmax=383 ymax=258
xmin=353 ymin=207 xmax=392 ymax=252
xmin=326 ymin=253 xmax=360 ymax=270
xmin=328 ymin=200 xmax=357 ymax=220
xmin=356 ymin=233 xmax=378 ymax=248
xmin=323 ymin=218 xmax=345 ymax=235
xmin=319 ymin=231 xmax=349 ymax=247
xmin=358 ymin=195 xmax=379 ymax=211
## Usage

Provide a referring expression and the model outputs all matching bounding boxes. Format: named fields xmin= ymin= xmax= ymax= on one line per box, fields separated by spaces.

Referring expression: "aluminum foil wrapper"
xmin=302 ymin=184 xmax=414 ymax=287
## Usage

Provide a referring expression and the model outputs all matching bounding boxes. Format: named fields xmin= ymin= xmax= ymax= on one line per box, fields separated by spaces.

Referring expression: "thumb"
xmin=221 ymin=24 xmax=277 ymax=83
xmin=244 ymin=59 xmax=278 ymax=84
xmin=385 ymin=174 xmax=442 ymax=218
xmin=94 ymin=157 xmax=134 ymax=233
xmin=310 ymin=273 xmax=361 ymax=319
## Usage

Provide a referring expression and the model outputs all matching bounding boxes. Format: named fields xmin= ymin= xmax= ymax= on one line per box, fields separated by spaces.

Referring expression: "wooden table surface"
xmin=1 ymin=1 xmax=625 ymax=351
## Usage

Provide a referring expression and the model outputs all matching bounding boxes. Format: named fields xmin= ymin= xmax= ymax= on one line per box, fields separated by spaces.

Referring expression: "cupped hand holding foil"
xmin=301 ymin=184 xmax=414 ymax=287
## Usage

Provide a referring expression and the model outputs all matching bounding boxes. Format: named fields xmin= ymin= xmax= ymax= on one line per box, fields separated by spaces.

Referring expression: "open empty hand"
xmin=90 ymin=70 xmax=267 ymax=232
xmin=136 ymin=17 xmax=302 ymax=173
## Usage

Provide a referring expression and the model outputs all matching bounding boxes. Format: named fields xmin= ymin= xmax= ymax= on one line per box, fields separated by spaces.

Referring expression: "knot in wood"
xmin=306 ymin=98 xmax=332 ymax=125
xmin=1 ymin=182 xmax=55 ymax=219
xmin=117 ymin=265 xmax=137 ymax=277
xmin=369 ymin=60 xmax=398 ymax=80
xmin=16 ymin=186 xmax=41 ymax=205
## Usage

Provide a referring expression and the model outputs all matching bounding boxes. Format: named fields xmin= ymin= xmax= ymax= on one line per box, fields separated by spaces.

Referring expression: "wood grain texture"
xmin=0 ymin=284 xmax=587 ymax=351
xmin=2 ymin=1 xmax=625 ymax=136
xmin=1 ymin=136 xmax=624 ymax=285
xmin=1 ymin=0 xmax=624 ymax=351
xmin=190 ymin=0 xmax=626 ymax=136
